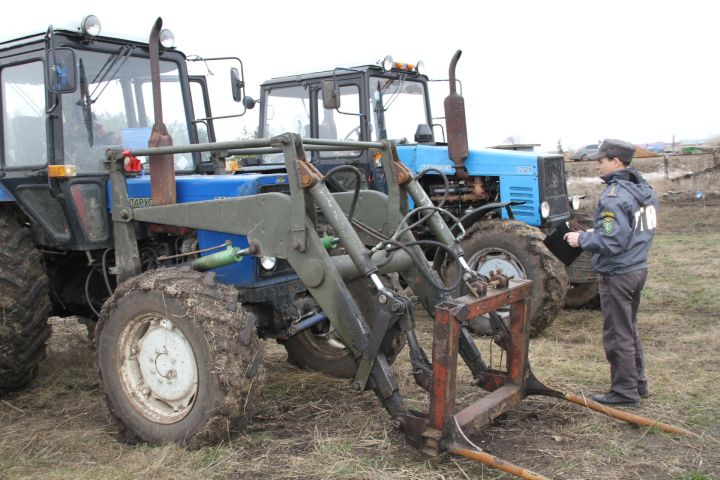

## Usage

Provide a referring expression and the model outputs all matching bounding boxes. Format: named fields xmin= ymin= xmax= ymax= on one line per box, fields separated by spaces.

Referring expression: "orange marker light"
xmin=48 ymin=165 xmax=78 ymax=177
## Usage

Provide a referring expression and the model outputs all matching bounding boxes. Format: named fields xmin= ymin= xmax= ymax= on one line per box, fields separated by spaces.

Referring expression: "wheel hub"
xmin=119 ymin=315 xmax=198 ymax=423
xmin=472 ymin=250 xmax=526 ymax=280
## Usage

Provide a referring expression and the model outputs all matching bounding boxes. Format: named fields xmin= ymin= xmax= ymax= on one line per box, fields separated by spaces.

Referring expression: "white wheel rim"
xmin=117 ymin=314 xmax=198 ymax=424
xmin=468 ymin=247 xmax=527 ymax=280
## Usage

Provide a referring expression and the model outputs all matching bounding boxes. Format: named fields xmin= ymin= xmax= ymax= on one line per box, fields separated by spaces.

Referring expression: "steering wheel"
xmin=343 ymin=126 xmax=361 ymax=141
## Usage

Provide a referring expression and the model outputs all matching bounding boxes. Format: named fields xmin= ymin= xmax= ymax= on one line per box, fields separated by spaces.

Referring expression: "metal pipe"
xmin=448 ymin=444 xmax=549 ymax=480
xmin=309 ymin=182 xmax=377 ymax=278
xmin=120 ymin=137 xmax=384 ymax=158
xmin=563 ymin=393 xmax=699 ymax=437
xmin=330 ymin=251 xmax=413 ymax=281
xmin=121 ymin=138 xmax=275 ymax=157
xmin=225 ymin=145 xmax=375 ymax=156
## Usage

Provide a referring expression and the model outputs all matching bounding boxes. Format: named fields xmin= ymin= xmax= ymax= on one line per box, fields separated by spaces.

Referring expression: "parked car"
xmin=568 ymin=144 xmax=599 ymax=161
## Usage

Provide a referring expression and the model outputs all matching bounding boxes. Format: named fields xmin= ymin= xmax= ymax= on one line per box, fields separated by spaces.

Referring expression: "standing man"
xmin=564 ymin=139 xmax=658 ymax=405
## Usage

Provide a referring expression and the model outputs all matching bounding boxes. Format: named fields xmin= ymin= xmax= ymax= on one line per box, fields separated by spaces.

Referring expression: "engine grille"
xmin=538 ymin=155 xmax=570 ymax=223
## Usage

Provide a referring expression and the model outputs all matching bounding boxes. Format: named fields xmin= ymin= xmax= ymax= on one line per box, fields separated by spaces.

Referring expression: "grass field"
xmin=1 ymin=163 xmax=718 ymax=479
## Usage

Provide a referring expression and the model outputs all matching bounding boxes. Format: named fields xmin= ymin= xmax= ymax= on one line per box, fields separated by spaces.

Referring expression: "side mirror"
xmin=321 ymin=79 xmax=341 ymax=110
xmin=230 ymin=67 xmax=244 ymax=102
xmin=46 ymin=48 xmax=77 ymax=94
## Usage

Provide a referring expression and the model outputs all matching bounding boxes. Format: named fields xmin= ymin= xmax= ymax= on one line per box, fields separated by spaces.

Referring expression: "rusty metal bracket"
xmin=398 ymin=279 xmax=532 ymax=456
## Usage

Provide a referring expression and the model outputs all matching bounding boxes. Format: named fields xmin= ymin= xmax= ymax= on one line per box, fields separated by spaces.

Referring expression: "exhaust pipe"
xmin=147 ymin=17 xmax=176 ymax=206
xmin=444 ymin=50 xmax=469 ymax=179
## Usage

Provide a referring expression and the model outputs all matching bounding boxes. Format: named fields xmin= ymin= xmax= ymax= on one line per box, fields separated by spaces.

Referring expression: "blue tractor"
xmin=249 ymin=52 xmax=593 ymax=335
xmin=3 ymin=14 xmax=439 ymax=443
xmin=1 ymin=16 xmax=398 ymax=414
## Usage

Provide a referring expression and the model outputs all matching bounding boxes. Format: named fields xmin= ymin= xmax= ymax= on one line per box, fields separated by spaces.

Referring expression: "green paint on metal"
xmin=192 ymin=244 xmax=246 ymax=271
xmin=321 ymin=235 xmax=339 ymax=250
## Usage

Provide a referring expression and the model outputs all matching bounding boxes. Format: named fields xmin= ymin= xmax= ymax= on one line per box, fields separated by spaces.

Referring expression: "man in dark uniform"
xmin=564 ymin=139 xmax=658 ymax=405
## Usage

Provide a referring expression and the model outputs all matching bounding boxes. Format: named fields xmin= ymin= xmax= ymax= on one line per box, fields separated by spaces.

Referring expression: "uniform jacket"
xmin=579 ymin=168 xmax=658 ymax=275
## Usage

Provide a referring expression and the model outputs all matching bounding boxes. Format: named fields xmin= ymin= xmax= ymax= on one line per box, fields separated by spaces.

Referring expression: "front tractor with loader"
xmin=0 ymin=17 xmax=693 ymax=478
xmin=249 ymin=52 xmax=599 ymax=336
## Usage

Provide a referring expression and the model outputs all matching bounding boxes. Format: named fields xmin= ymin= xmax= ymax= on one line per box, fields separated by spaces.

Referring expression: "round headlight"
xmin=570 ymin=195 xmax=581 ymax=210
xmin=81 ymin=15 xmax=102 ymax=37
xmin=415 ymin=60 xmax=425 ymax=75
xmin=540 ymin=201 xmax=551 ymax=219
xmin=382 ymin=55 xmax=394 ymax=72
xmin=260 ymin=256 xmax=277 ymax=271
xmin=159 ymin=29 xmax=176 ymax=48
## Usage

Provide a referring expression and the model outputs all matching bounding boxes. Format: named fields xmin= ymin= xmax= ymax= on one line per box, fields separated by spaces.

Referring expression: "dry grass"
xmin=1 ymin=167 xmax=719 ymax=479
xmin=567 ymin=153 xmax=719 ymax=210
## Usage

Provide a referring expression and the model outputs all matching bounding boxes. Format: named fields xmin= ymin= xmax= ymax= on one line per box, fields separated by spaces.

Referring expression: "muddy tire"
xmin=96 ymin=267 xmax=264 ymax=445
xmin=445 ymin=220 xmax=568 ymax=336
xmin=565 ymin=213 xmax=600 ymax=309
xmin=565 ymin=281 xmax=600 ymax=309
xmin=284 ymin=278 xmax=405 ymax=378
xmin=0 ymin=207 xmax=52 ymax=394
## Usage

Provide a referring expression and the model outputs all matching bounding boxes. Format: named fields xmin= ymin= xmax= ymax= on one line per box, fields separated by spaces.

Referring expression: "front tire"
xmin=96 ymin=268 xmax=264 ymax=445
xmin=283 ymin=278 xmax=405 ymax=378
xmin=445 ymin=220 xmax=568 ymax=336
xmin=0 ymin=207 xmax=52 ymax=394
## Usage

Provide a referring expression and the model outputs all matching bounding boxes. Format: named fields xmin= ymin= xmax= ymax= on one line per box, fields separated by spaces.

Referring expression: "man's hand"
xmin=564 ymin=231 xmax=582 ymax=248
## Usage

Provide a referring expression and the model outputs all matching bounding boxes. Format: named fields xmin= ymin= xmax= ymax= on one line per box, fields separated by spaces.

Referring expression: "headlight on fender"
xmin=260 ymin=256 xmax=277 ymax=271
xmin=568 ymin=194 xmax=583 ymax=211
xmin=540 ymin=201 xmax=551 ymax=219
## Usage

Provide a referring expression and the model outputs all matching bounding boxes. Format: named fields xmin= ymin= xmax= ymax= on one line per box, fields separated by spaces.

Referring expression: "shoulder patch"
xmin=600 ymin=211 xmax=615 ymax=218
xmin=607 ymin=184 xmax=618 ymax=197
xmin=602 ymin=217 xmax=615 ymax=235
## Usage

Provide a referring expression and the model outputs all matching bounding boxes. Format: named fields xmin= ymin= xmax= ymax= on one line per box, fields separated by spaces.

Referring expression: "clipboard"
xmin=543 ymin=222 xmax=584 ymax=266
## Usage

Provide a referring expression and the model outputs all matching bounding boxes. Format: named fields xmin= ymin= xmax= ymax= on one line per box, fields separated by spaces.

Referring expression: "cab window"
xmin=317 ymin=84 xmax=361 ymax=159
xmin=1 ymin=61 xmax=47 ymax=169
xmin=61 ymin=50 xmax=192 ymax=173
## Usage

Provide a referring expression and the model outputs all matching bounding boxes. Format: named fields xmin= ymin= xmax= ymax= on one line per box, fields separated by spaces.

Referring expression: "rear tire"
xmin=565 ymin=281 xmax=600 ymax=309
xmin=445 ymin=220 xmax=568 ymax=336
xmin=284 ymin=277 xmax=405 ymax=378
xmin=565 ymin=213 xmax=600 ymax=309
xmin=0 ymin=207 xmax=51 ymax=394
xmin=96 ymin=268 xmax=264 ymax=445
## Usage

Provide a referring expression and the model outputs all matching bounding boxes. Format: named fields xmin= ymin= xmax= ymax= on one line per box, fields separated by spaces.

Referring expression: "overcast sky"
xmin=5 ymin=0 xmax=718 ymax=152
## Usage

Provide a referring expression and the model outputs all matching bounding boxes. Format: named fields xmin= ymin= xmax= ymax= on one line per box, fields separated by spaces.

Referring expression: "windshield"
xmin=261 ymin=84 xmax=310 ymax=164
xmin=368 ymin=76 xmax=428 ymax=142
xmin=62 ymin=48 xmax=192 ymax=173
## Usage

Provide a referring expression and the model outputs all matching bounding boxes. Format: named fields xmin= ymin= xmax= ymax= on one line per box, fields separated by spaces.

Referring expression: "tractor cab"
xmin=257 ymin=56 xmax=432 ymax=192
xmin=0 ymin=15 xmax=246 ymax=250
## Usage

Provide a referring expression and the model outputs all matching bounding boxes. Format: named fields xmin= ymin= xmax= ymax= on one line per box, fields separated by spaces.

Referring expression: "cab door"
xmin=1 ymin=58 xmax=74 ymax=247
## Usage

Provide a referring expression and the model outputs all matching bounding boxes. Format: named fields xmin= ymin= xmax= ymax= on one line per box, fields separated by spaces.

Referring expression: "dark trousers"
xmin=599 ymin=269 xmax=648 ymax=401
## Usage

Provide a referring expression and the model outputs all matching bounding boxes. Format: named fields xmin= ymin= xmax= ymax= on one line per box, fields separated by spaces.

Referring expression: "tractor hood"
xmin=395 ymin=144 xmax=541 ymax=176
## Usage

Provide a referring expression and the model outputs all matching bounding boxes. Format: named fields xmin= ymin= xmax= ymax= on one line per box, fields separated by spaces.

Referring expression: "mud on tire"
xmin=445 ymin=220 xmax=568 ymax=336
xmin=96 ymin=267 xmax=264 ymax=446
xmin=565 ymin=213 xmax=600 ymax=309
xmin=0 ymin=207 xmax=52 ymax=394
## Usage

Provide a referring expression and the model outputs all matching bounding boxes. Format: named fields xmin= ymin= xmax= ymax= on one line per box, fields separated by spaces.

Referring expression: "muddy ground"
xmin=0 ymin=156 xmax=718 ymax=479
